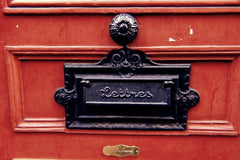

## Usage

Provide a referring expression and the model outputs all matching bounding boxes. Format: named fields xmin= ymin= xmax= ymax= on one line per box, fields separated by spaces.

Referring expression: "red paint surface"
xmin=1 ymin=2 xmax=240 ymax=160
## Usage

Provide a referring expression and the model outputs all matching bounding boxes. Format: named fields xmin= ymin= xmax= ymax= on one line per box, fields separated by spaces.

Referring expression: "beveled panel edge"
xmin=6 ymin=45 xmax=240 ymax=51
xmin=9 ymin=0 xmax=239 ymax=7
xmin=14 ymin=118 xmax=238 ymax=136
xmin=3 ymin=0 xmax=240 ymax=14
xmin=3 ymin=0 xmax=240 ymax=15
xmin=5 ymin=45 xmax=240 ymax=61
xmin=13 ymin=159 xmax=91 ymax=160
xmin=3 ymin=7 xmax=240 ymax=15
xmin=8 ymin=0 xmax=240 ymax=7
xmin=5 ymin=45 xmax=240 ymax=136
xmin=15 ymin=118 xmax=65 ymax=133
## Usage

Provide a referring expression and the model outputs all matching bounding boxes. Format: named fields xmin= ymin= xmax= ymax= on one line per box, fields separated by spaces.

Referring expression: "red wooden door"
xmin=1 ymin=0 xmax=240 ymax=159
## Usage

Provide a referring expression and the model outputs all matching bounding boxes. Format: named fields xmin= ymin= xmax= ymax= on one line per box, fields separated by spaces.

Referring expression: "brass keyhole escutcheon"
xmin=103 ymin=144 xmax=140 ymax=158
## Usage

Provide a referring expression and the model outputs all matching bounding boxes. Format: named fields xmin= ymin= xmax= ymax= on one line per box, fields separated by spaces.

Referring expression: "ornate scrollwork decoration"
xmin=53 ymin=13 xmax=200 ymax=130
xmin=54 ymin=88 xmax=76 ymax=106
xmin=110 ymin=48 xmax=142 ymax=77
xmin=54 ymin=67 xmax=76 ymax=106
xmin=98 ymin=47 xmax=153 ymax=78
xmin=105 ymin=14 xmax=151 ymax=77
xmin=176 ymin=89 xmax=200 ymax=108
xmin=54 ymin=87 xmax=76 ymax=126
xmin=176 ymin=72 xmax=200 ymax=108
xmin=109 ymin=13 xmax=138 ymax=46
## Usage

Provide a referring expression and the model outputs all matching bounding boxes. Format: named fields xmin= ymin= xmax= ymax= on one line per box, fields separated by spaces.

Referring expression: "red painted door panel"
xmin=1 ymin=1 xmax=240 ymax=159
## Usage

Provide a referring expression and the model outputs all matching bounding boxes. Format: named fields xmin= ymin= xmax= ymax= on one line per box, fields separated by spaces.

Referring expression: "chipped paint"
xmin=190 ymin=28 xmax=193 ymax=35
xmin=169 ymin=38 xmax=176 ymax=42
xmin=169 ymin=37 xmax=183 ymax=42
xmin=186 ymin=25 xmax=193 ymax=35
xmin=16 ymin=25 xmax=19 ymax=28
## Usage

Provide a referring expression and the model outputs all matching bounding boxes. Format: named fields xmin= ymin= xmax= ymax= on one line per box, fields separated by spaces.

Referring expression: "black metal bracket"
xmin=54 ymin=13 xmax=200 ymax=130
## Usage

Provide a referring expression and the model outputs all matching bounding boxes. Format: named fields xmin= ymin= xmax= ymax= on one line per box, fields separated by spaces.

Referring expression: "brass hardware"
xmin=103 ymin=144 xmax=140 ymax=157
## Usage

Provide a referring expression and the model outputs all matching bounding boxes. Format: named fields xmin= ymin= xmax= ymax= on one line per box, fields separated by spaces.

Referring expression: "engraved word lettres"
xmin=100 ymin=86 xmax=153 ymax=99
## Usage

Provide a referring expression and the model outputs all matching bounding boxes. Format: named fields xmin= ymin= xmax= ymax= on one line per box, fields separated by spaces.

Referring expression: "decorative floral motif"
xmin=53 ymin=13 xmax=200 ymax=131
xmin=176 ymin=89 xmax=200 ymax=108
xmin=98 ymin=47 xmax=153 ymax=78
xmin=111 ymin=49 xmax=142 ymax=77
xmin=109 ymin=13 xmax=138 ymax=46
xmin=54 ymin=88 xmax=75 ymax=106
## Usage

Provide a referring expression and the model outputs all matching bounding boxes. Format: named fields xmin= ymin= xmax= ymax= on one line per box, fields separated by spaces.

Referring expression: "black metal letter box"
xmin=54 ymin=14 xmax=199 ymax=130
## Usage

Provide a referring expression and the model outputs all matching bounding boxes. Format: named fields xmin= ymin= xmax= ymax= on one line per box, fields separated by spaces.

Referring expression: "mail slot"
xmin=54 ymin=14 xmax=199 ymax=130
xmin=54 ymin=49 xmax=199 ymax=130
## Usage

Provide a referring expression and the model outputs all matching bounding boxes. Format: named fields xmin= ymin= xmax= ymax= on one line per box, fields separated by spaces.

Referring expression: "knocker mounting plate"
xmin=54 ymin=13 xmax=200 ymax=130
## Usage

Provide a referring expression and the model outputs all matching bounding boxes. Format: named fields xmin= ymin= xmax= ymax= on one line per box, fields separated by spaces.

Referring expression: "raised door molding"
xmin=3 ymin=0 xmax=240 ymax=14
xmin=4 ymin=45 xmax=240 ymax=136
xmin=6 ymin=0 xmax=240 ymax=6
xmin=13 ymin=159 xmax=86 ymax=160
